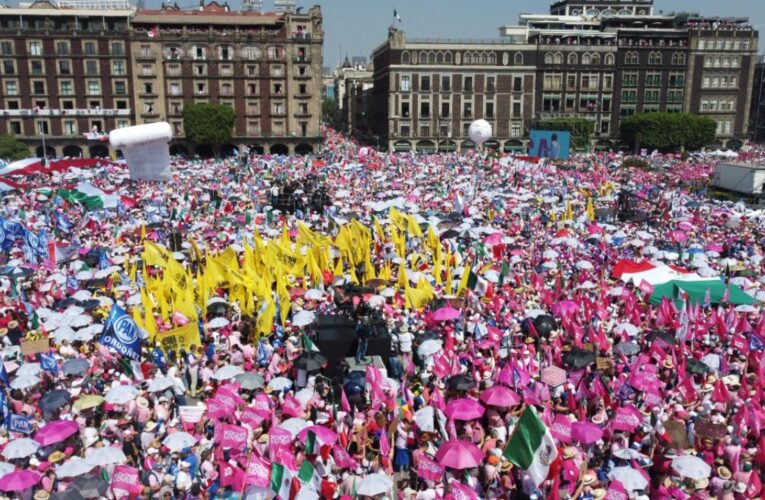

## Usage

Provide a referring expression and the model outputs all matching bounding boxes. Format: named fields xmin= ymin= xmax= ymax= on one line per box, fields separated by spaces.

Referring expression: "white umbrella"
xmin=71 ymin=290 xmax=93 ymax=301
xmin=208 ymin=317 xmax=230 ymax=329
xmin=126 ymin=294 xmax=142 ymax=306
xmin=367 ymin=295 xmax=386 ymax=308
xmin=294 ymin=388 xmax=315 ymax=408
xmin=671 ymin=455 xmax=711 ymax=480
xmin=281 ymin=418 xmax=311 ymax=438
xmin=614 ymin=323 xmax=639 ymax=336
xmin=292 ymin=310 xmax=316 ymax=328
xmin=16 ymin=363 xmax=41 ymax=377
xmin=67 ymin=314 xmax=93 ymax=328
xmin=608 ymin=466 xmax=649 ymax=492
xmin=35 ymin=307 xmax=55 ymax=319
xmin=304 ymin=289 xmax=324 ymax=301
xmin=213 ymin=365 xmax=244 ymax=381
xmin=413 ymin=407 xmax=446 ymax=433
xmin=543 ymin=250 xmax=559 ymax=259
xmin=85 ymin=446 xmax=127 ymax=466
xmin=0 ymin=462 xmax=13 ymax=477
xmin=56 ymin=457 xmax=95 ymax=478
xmin=162 ymin=432 xmax=196 ymax=452
xmin=357 ymin=473 xmax=393 ymax=497
xmin=576 ymin=260 xmax=594 ymax=270
xmin=2 ymin=438 xmax=40 ymax=459
xmin=75 ymin=324 xmax=103 ymax=341
xmin=268 ymin=377 xmax=293 ymax=391
xmin=380 ymin=288 xmax=395 ymax=298
xmin=147 ymin=377 xmax=175 ymax=392
xmin=417 ymin=339 xmax=443 ymax=358
xmin=76 ymin=270 xmax=93 ymax=281
xmin=105 ymin=385 xmax=139 ymax=405
xmin=10 ymin=375 xmax=40 ymax=390
xmin=524 ymin=309 xmax=546 ymax=319
xmin=735 ymin=304 xmax=757 ymax=313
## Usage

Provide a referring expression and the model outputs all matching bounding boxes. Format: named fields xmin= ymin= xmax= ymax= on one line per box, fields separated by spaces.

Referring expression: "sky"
xmin=140 ymin=0 xmax=764 ymax=68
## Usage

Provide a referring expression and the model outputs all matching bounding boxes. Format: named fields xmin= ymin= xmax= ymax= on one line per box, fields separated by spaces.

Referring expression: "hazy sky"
xmin=144 ymin=0 xmax=765 ymax=67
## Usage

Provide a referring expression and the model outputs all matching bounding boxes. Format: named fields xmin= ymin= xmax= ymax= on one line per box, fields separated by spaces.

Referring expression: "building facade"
xmin=333 ymin=57 xmax=373 ymax=139
xmin=371 ymin=0 xmax=758 ymax=152
xmin=0 ymin=0 xmax=324 ymax=158
xmin=752 ymin=57 xmax=765 ymax=144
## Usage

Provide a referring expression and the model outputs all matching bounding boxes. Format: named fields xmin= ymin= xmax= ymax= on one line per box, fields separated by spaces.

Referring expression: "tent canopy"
xmin=649 ymin=279 xmax=754 ymax=306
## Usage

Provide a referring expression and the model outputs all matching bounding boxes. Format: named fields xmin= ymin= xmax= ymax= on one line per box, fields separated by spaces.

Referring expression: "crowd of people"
xmin=0 ymin=130 xmax=763 ymax=500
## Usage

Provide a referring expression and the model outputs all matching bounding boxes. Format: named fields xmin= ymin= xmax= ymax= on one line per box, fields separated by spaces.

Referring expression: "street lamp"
xmin=38 ymin=121 xmax=47 ymax=166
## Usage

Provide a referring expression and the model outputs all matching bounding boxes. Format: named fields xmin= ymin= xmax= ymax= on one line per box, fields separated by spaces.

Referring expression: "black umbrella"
xmin=563 ymin=349 xmax=596 ymax=369
xmin=446 ymin=374 xmax=475 ymax=392
xmin=207 ymin=302 xmax=229 ymax=315
xmin=645 ymin=331 xmax=677 ymax=346
xmin=40 ymin=389 xmax=72 ymax=412
xmin=72 ymin=475 xmax=109 ymax=498
xmin=62 ymin=358 xmax=90 ymax=376
xmin=77 ymin=299 xmax=102 ymax=311
xmin=0 ymin=266 xmax=33 ymax=278
xmin=614 ymin=342 xmax=640 ymax=356
xmin=51 ymin=489 xmax=85 ymax=500
xmin=293 ymin=351 xmax=327 ymax=371
xmin=533 ymin=315 xmax=556 ymax=337
xmin=439 ymin=229 xmax=460 ymax=240
xmin=686 ymin=359 xmax=710 ymax=375
xmin=52 ymin=297 xmax=78 ymax=310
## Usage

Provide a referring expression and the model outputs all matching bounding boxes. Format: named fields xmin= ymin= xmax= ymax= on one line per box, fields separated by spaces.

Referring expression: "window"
xmin=219 ymin=45 xmax=232 ymax=60
xmin=439 ymin=123 xmax=449 ymax=137
xmin=671 ymin=52 xmax=686 ymax=65
xmin=486 ymin=76 xmax=495 ymax=92
xmin=567 ymin=53 xmax=578 ymax=65
xmin=441 ymin=102 xmax=450 ymax=118
xmin=400 ymin=123 xmax=411 ymax=137
xmin=463 ymin=101 xmax=472 ymax=117
xmin=513 ymin=77 xmax=522 ymax=92
xmin=582 ymin=53 xmax=591 ymax=65
xmin=543 ymin=95 xmax=561 ymax=112
xmin=114 ymin=81 xmax=127 ymax=95
xmin=420 ymin=101 xmax=430 ymax=118
xmin=625 ymin=52 xmax=639 ymax=65
xmin=543 ymin=73 xmax=562 ymax=91
xmin=644 ymin=90 xmax=660 ymax=103
xmin=648 ymin=52 xmax=662 ymax=65
xmin=221 ymin=82 xmax=233 ymax=96
xmin=220 ymin=65 xmax=233 ymax=77
xmin=194 ymin=46 xmax=205 ymax=60
xmin=247 ymin=65 xmax=258 ymax=77
xmin=83 ymin=41 xmax=97 ymax=56
xmin=2 ymin=60 xmax=14 ymax=75
xmin=512 ymin=102 xmax=521 ymax=118
xmin=36 ymin=121 xmax=49 ymax=135
xmin=0 ymin=41 xmax=13 ymax=56
xmin=56 ymin=41 xmax=69 ymax=56
xmin=267 ymin=46 xmax=281 ymax=59
xmin=622 ymin=72 xmax=638 ymax=87
xmin=242 ymin=46 xmax=261 ymax=60
xmin=441 ymin=75 xmax=451 ymax=91
xmin=645 ymin=72 xmax=661 ymax=87
xmin=401 ymin=101 xmax=410 ymax=117
xmin=112 ymin=60 xmax=126 ymax=75
xmin=115 ymin=119 xmax=128 ymax=128
xmin=32 ymin=81 xmax=45 ymax=95
xmin=167 ymin=64 xmax=181 ymax=76
xmin=5 ymin=100 xmax=17 ymax=110
xmin=116 ymin=100 xmax=127 ymax=110
xmin=110 ymin=42 xmax=124 ymax=56
xmin=485 ymin=101 xmax=494 ymax=119
xmin=511 ymin=123 xmax=522 ymax=138
xmin=402 ymin=52 xmax=410 ymax=64
xmin=9 ymin=121 xmax=21 ymax=134
xmin=273 ymin=102 xmax=284 ymax=115
xmin=143 ymin=102 xmax=155 ymax=114
xmin=248 ymin=121 xmax=259 ymax=134
xmin=143 ymin=83 xmax=154 ymax=95
xmin=169 ymin=82 xmax=180 ymax=96
xmin=419 ymin=122 xmax=431 ymax=137
xmin=61 ymin=100 xmax=74 ymax=109
xmin=166 ymin=46 xmax=180 ymax=60
xmin=602 ymin=98 xmax=611 ymax=112
xmin=298 ymin=84 xmax=307 ymax=95
xmin=554 ymin=53 xmax=563 ymax=65
xmin=28 ymin=41 xmax=42 ymax=56
xmin=271 ymin=65 xmax=283 ymax=77
xmin=621 ymin=89 xmax=637 ymax=104
xmin=87 ymin=81 xmax=100 ymax=95
xmin=603 ymin=75 xmax=613 ymax=90
xmin=142 ymin=65 xmax=154 ymax=76
xmin=196 ymin=82 xmax=206 ymax=95
xmin=298 ymin=103 xmax=308 ymax=115
xmin=64 ymin=120 xmax=77 ymax=135
xmin=60 ymin=80 xmax=73 ymax=95
xmin=29 ymin=60 xmax=45 ymax=76
xmin=604 ymin=54 xmax=614 ymax=65
xmin=514 ymin=52 xmax=523 ymax=65
xmin=273 ymin=83 xmax=283 ymax=95
xmin=669 ymin=73 xmax=685 ymax=88
xmin=400 ymin=75 xmax=411 ymax=92
xmin=421 ymin=76 xmax=431 ymax=92
xmin=463 ymin=76 xmax=473 ymax=92
xmin=667 ymin=90 xmax=683 ymax=103
xmin=4 ymin=80 xmax=17 ymax=95
xmin=85 ymin=60 xmax=98 ymax=75
xmin=195 ymin=64 xmax=206 ymax=76
xmin=581 ymin=74 xmax=599 ymax=90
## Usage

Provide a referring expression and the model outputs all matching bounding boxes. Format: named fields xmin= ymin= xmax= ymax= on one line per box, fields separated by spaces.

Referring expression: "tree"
xmin=535 ymin=117 xmax=595 ymax=150
xmin=182 ymin=103 xmax=235 ymax=156
xmin=620 ymin=113 xmax=716 ymax=152
xmin=0 ymin=135 xmax=31 ymax=162
xmin=322 ymin=97 xmax=340 ymax=130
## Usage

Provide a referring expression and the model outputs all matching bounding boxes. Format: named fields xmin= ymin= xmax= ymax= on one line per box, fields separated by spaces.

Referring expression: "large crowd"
xmin=0 ymin=130 xmax=763 ymax=500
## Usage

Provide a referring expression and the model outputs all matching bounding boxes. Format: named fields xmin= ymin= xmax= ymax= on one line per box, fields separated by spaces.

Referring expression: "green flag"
xmin=502 ymin=406 xmax=558 ymax=486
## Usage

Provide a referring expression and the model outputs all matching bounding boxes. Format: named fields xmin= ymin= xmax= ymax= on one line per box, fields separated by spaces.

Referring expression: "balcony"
xmin=1 ymin=108 xmax=132 ymax=117
xmin=136 ymin=51 xmax=156 ymax=61
xmin=293 ymin=56 xmax=311 ymax=63
xmin=621 ymin=96 xmax=637 ymax=104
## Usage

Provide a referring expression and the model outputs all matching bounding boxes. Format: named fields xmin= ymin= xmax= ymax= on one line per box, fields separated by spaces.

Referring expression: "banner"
xmin=240 ymin=407 xmax=265 ymax=426
xmin=417 ymin=455 xmax=444 ymax=482
xmin=245 ymin=454 xmax=271 ymax=488
xmin=111 ymin=465 xmax=142 ymax=495
xmin=179 ymin=405 xmax=205 ymax=424
xmin=550 ymin=414 xmax=572 ymax=443
xmin=8 ymin=414 xmax=33 ymax=434
xmin=217 ymin=423 xmax=249 ymax=449
xmin=268 ymin=426 xmax=293 ymax=457
xmin=155 ymin=322 xmax=201 ymax=355
xmin=100 ymin=304 xmax=142 ymax=361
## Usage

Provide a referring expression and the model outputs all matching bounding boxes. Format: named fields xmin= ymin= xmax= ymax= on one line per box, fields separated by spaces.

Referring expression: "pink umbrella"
xmin=445 ymin=398 xmax=485 ymax=421
xmin=435 ymin=440 xmax=483 ymax=469
xmin=670 ymin=230 xmax=688 ymax=243
xmin=705 ymin=243 xmax=724 ymax=252
xmin=297 ymin=425 xmax=338 ymax=445
xmin=484 ymin=232 xmax=503 ymax=245
xmin=571 ymin=421 xmax=603 ymax=445
xmin=34 ymin=420 xmax=79 ymax=447
xmin=479 ymin=386 xmax=521 ymax=407
xmin=431 ymin=306 xmax=461 ymax=322
xmin=0 ymin=470 xmax=41 ymax=492
xmin=540 ymin=366 xmax=567 ymax=387
xmin=587 ymin=224 xmax=604 ymax=235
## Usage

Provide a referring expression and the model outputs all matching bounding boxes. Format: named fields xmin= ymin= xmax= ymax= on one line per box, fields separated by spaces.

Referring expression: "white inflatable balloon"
xmin=109 ymin=122 xmax=173 ymax=181
xmin=468 ymin=119 xmax=493 ymax=146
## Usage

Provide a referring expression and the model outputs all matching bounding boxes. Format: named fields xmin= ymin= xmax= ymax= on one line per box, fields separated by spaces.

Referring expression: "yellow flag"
xmin=276 ymin=277 xmax=291 ymax=326
xmin=456 ymin=263 xmax=472 ymax=297
xmin=155 ymin=322 xmax=201 ymax=354
xmin=586 ymin=197 xmax=595 ymax=222
xmin=373 ymin=217 xmax=386 ymax=243
xmin=407 ymin=214 xmax=424 ymax=238
xmin=140 ymin=224 xmax=146 ymax=242
xmin=397 ymin=260 xmax=408 ymax=290
xmin=255 ymin=298 xmax=276 ymax=336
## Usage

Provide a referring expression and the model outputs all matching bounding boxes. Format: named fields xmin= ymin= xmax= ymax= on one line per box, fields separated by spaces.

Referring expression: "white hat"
xmin=82 ymin=427 xmax=99 ymax=448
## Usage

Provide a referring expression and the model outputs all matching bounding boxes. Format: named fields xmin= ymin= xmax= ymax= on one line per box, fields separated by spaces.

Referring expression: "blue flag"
xmin=0 ymin=361 xmax=8 ymax=385
xmin=100 ymin=304 xmax=142 ymax=361
xmin=750 ymin=333 xmax=765 ymax=352
xmin=39 ymin=354 xmax=58 ymax=374
xmin=56 ymin=211 xmax=73 ymax=233
xmin=99 ymin=250 xmax=110 ymax=270
xmin=257 ymin=340 xmax=269 ymax=367
xmin=66 ymin=274 xmax=79 ymax=292
xmin=0 ymin=391 xmax=9 ymax=429
xmin=8 ymin=414 xmax=32 ymax=434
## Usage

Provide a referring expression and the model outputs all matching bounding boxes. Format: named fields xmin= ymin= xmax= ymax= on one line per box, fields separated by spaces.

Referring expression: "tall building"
xmin=752 ymin=57 xmax=765 ymax=143
xmin=0 ymin=0 xmax=324 ymax=158
xmin=333 ymin=57 xmax=373 ymax=137
xmin=370 ymin=0 xmax=758 ymax=152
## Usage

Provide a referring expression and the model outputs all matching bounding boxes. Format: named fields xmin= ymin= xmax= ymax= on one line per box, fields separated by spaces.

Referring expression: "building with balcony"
xmin=370 ymin=0 xmax=758 ymax=152
xmin=0 ymin=0 xmax=323 ymax=158
xmin=333 ymin=57 xmax=374 ymax=138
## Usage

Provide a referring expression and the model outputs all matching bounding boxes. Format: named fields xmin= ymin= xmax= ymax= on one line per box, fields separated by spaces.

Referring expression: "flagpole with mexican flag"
xmin=502 ymin=406 xmax=558 ymax=487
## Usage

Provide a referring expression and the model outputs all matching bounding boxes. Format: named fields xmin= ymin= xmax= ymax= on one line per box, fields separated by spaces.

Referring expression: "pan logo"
xmin=113 ymin=314 xmax=139 ymax=345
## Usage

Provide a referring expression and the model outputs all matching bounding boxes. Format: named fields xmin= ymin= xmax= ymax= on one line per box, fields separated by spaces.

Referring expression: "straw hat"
xmin=663 ymin=358 xmax=674 ymax=369
xmin=136 ymin=397 xmax=149 ymax=409
xmin=144 ymin=421 xmax=157 ymax=432
xmin=48 ymin=451 xmax=66 ymax=463
xmin=593 ymin=489 xmax=606 ymax=500
xmin=693 ymin=477 xmax=709 ymax=490
xmin=583 ymin=474 xmax=596 ymax=485
xmin=717 ymin=466 xmax=732 ymax=480
xmin=563 ymin=447 xmax=576 ymax=459
xmin=33 ymin=491 xmax=50 ymax=500
xmin=706 ymin=375 xmax=718 ymax=385
xmin=6 ymin=321 xmax=17 ymax=330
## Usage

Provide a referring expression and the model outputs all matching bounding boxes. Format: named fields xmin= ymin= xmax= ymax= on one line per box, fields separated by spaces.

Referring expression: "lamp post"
xmin=39 ymin=122 xmax=47 ymax=166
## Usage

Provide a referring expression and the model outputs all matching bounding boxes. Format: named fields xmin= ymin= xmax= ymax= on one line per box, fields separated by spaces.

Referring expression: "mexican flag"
xmin=269 ymin=462 xmax=294 ymax=499
xmin=304 ymin=430 xmax=317 ymax=455
xmin=502 ymin=406 xmax=558 ymax=486
xmin=297 ymin=459 xmax=321 ymax=495
xmin=466 ymin=268 xmax=493 ymax=299
xmin=51 ymin=183 xmax=121 ymax=210
xmin=302 ymin=333 xmax=320 ymax=352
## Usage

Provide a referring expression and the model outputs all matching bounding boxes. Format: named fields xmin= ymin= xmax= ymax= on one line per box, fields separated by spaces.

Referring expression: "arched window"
xmin=554 ymin=52 xmax=563 ymax=64
xmin=420 ymin=51 xmax=428 ymax=64
xmin=671 ymin=52 xmax=686 ymax=65
xmin=591 ymin=53 xmax=601 ymax=65
xmin=465 ymin=52 xmax=473 ymax=64
xmin=582 ymin=53 xmax=591 ymax=65
xmin=514 ymin=52 xmax=523 ymax=65
xmin=648 ymin=51 xmax=662 ymax=65
xmin=430 ymin=52 xmax=437 ymax=64
xmin=436 ymin=52 xmax=443 ymax=64
xmin=625 ymin=51 xmax=638 ymax=64
xmin=480 ymin=53 xmax=488 ymax=64
xmin=604 ymin=53 xmax=614 ymax=65
xmin=445 ymin=52 xmax=453 ymax=64
xmin=489 ymin=53 xmax=496 ymax=64
xmin=401 ymin=51 xmax=410 ymax=64
xmin=567 ymin=52 xmax=578 ymax=65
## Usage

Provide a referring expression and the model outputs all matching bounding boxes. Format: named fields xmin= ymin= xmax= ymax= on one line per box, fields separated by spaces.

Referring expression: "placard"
xmin=664 ymin=420 xmax=690 ymax=449
xmin=178 ymin=405 xmax=205 ymax=424
xmin=695 ymin=419 xmax=726 ymax=440
xmin=596 ymin=357 xmax=611 ymax=370
xmin=20 ymin=338 xmax=49 ymax=356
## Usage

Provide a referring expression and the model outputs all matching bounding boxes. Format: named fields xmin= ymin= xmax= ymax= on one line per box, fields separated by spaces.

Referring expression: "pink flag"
xmin=268 ymin=426 xmax=293 ymax=457
xmin=417 ymin=455 xmax=444 ymax=482
xmin=379 ymin=429 xmax=390 ymax=457
xmin=448 ymin=480 xmax=478 ymax=500
xmin=216 ymin=387 xmax=242 ymax=410
xmin=637 ymin=280 xmax=654 ymax=296
xmin=219 ymin=461 xmax=244 ymax=490
xmin=245 ymin=454 xmax=271 ymax=488
xmin=550 ymin=414 xmax=572 ymax=443
xmin=606 ymin=480 xmax=629 ymax=500
xmin=370 ymin=382 xmax=385 ymax=411
xmin=217 ymin=423 xmax=249 ymax=448
xmin=206 ymin=398 xmax=230 ymax=420
xmin=253 ymin=393 xmax=272 ymax=416
xmin=281 ymin=395 xmax=303 ymax=418
xmin=340 ymin=388 xmax=351 ymax=413
xmin=612 ymin=407 xmax=640 ymax=432
xmin=333 ymin=445 xmax=358 ymax=469
xmin=240 ymin=407 xmax=265 ymax=426
xmin=111 ymin=465 xmax=142 ymax=495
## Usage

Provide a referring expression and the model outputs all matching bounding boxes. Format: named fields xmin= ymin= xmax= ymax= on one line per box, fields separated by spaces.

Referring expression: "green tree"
xmin=620 ymin=113 xmax=716 ymax=152
xmin=535 ymin=117 xmax=595 ymax=150
xmin=322 ymin=97 xmax=340 ymax=129
xmin=182 ymin=103 xmax=236 ymax=156
xmin=0 ymin=135 xmax=31 ymax=162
